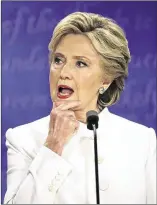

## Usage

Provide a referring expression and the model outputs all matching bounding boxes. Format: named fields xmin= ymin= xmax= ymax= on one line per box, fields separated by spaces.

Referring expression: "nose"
xmin=60 ymin=64 xmax=72 ymax=80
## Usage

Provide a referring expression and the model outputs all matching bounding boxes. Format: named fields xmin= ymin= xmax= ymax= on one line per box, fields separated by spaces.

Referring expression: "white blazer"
xmin=4 ymin=108 xmax=156 ymax=204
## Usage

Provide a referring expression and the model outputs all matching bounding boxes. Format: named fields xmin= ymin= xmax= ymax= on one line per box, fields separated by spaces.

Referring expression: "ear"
xmin=101 ymin=80 xmax=111 ymax=88
xmin=102 ymin=77 xmax=111 ymax=84
xmin=99 ymin=79 xmax=112 ymax=93
xmin=100 ymin=74 xmax=113 ymax=90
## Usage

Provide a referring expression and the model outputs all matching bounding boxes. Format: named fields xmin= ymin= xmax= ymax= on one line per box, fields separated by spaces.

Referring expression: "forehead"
xmin=55 ymin=34 xmax=100 ymax=60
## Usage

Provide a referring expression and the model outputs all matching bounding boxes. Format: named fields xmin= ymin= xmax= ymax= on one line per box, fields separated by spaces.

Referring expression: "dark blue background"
xmin=1 ymin=1 xmax=157 ymax=202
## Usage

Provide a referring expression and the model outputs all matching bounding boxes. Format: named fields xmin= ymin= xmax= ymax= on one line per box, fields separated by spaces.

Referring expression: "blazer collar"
xmin=77 ymin=107 xmax=110 ymax=138
xmin=61 ymin=108 xmax=111 ymax=161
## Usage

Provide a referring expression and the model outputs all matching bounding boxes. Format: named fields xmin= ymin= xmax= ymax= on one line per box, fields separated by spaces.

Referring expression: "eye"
xmin=54 ymin=57 xmax=63 ymax=65
xmin=76 ymin=61 xmax=88 ymax=68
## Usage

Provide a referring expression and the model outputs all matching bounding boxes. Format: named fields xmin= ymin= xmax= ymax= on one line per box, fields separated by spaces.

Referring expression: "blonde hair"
xmin=48 ymin=12 xmax=131 ymax=110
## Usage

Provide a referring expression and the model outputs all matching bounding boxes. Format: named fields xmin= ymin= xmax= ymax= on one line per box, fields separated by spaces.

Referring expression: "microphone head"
xmin=86 ymin=110 xmax=99 ymax=130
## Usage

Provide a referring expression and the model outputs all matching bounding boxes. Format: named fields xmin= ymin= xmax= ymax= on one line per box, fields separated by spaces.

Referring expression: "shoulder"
xmin=109 ymin=111 xmax=150 ymax=132
xmin=102 ymin=109 xmax=156 ymax=145
xmin=5 ymin=116 xmax=50 ymax=156
xmin=99 ymin=109 xmax=156 ymax=168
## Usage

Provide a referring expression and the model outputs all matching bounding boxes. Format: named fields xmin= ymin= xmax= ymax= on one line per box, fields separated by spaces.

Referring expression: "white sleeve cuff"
xmin=29 ymin=146 xmax=73 ymax=193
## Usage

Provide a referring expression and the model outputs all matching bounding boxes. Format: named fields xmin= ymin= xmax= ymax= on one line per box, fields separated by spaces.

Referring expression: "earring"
xmin=99 ymin=87 xmax=106 ymax=94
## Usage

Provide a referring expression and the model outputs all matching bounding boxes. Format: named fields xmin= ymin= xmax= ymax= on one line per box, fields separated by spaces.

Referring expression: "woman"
xmin=4 ymin=12 xmax=156 ymax=204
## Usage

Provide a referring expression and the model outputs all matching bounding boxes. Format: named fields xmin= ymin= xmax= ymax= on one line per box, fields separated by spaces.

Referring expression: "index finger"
xmin=53 ymin=100 xmax=81 ymax=110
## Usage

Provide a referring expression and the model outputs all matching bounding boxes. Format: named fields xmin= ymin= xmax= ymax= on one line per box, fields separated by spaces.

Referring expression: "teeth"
xmin=59 ymin=92 xmax=71 ymax=96
xmin=58 ymin=87 xmax=73 ymax=94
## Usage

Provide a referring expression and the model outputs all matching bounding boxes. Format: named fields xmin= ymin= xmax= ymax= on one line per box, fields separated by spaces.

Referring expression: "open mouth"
xmin=57 ymin=85 xmax=74 ymax=99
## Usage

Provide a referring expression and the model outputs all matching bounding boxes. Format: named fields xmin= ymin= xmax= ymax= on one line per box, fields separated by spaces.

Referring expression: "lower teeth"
xmin=59 ymin=92 xmax=72 ymax=96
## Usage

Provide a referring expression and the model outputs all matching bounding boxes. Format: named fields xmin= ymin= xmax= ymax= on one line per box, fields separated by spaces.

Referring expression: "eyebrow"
xmin=54 ymin=52 xmax=91 ymax=62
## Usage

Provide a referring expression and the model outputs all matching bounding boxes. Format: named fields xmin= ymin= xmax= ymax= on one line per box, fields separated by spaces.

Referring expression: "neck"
xmin=74 ymin=105 xmax=100 ymax=124
xmin=74 ymin=96 xmax=100 ymax=123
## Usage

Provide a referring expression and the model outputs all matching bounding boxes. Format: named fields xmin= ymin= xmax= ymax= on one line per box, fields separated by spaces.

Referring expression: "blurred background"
xmin=1 ymin=1 xmax=156 ymax=202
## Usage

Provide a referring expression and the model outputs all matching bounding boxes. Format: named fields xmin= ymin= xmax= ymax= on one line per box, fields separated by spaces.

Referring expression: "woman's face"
xmin=49 ymin=34 xmax=108 ymax=112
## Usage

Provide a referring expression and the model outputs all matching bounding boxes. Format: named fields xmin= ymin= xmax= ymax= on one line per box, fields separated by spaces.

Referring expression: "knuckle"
xmin=63 ymin=115 xmax=69 ymax=122
xmin=68 ymin=110 xmax=75 ymax=116
xmin=69 ymin=119 xmax=76 ymax=127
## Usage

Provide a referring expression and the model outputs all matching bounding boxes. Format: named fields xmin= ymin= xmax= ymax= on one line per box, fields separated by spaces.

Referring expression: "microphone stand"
xmin=92 ymin=124 xmax=100 ymax=204
xmin=86 ymin=110 xmax=100 ymax=204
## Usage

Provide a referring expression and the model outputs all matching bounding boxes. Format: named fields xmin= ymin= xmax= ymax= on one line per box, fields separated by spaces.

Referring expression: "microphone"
xmin=86 ymin=110 xmax=100 ymax=204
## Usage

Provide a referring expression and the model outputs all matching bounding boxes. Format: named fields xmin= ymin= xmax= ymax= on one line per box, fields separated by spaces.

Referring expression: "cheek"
xmin=49 ymin=69 xmax=60 ymax=98
xmin=78 ymin=72 xmax=101 ymax=91
xmin=49 ymin=68 xmax=59 ymax=86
